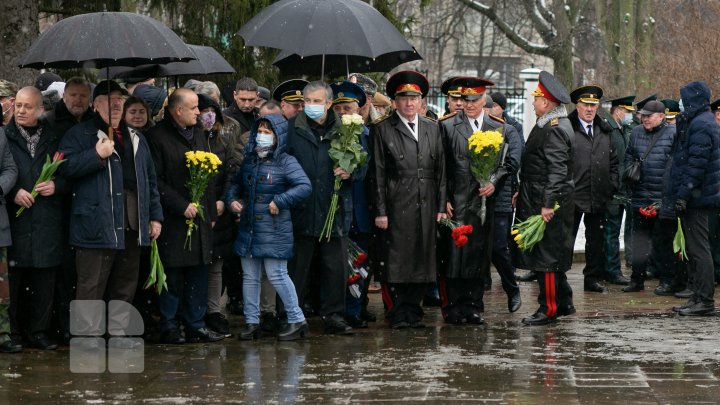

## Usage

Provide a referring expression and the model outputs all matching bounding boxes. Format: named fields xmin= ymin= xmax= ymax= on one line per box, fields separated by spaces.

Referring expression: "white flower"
xmin=351 ymin=114 xmax=364 ymax=125
xmin=342 ymin=114 xmax=352 ymax=126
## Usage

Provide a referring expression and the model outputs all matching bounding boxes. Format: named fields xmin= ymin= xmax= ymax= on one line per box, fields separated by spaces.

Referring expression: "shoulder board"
xmin=439 ymin=111 xmax=458 ymax=121
xmin=550 ymin=117 xmax=559 ymax=126
xmin=422 ymin=115 xmax=437 ymax=123
xmin=488 ymin=114 xmax=505 ymax=124
xmin=370 ymin=115 xmax=390 ymax=125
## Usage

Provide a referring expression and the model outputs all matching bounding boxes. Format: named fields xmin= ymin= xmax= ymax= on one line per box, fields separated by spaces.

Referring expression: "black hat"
xmin=272 ymin=79 xmax=308 ymax=103
xmin=530 ymin=71 xmax=571 ymax=104
xmin=635 ymin=94 xmax=657 ymax=111
xmin=440 ymin=76 xmax=462 ymax=98
xmin=257 ymin=86 xmax=271 ymax=101
xmin=133 ymin=84 xmax=167 ymax=118
xmin=451 ymin=77 xmax=495 ymax=100
xmin=661 ymin=98 xmax=680 ymax=119
xmin=34 ymin=72 xmax=63 ymax=92
xmin=711 ymin=98 xmax=720 ymax=112
xmin=489 ymin=92 xmax=508 ymax=110
xmin=93 ymin=80 xmax=128 ymax=100
xmin=608 ymin=95 xmax=636 ymax=111
xmin=638 ymin=100 xmax=665 ymax=115
xmin=330 ymin=81 xmax=366 ymax=107
xmin=386 ymin=70 xmax=429 ymax=99
xmin=197 ymin=93 xmax=224 ymax=125
xmin=570 ymin=85 xmax=603 ymax=104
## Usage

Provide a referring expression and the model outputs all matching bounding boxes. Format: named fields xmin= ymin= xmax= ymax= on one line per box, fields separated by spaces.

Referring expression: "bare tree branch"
xmin=535 ymin=0 xmax=555 ymax=24
xmin=521 ymin=0 xmax=554 ymax=43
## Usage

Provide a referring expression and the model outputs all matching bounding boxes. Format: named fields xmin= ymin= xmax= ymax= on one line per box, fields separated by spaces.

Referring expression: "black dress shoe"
xmin=584 ymin=281 xmax=609 ymax=293
xmin=277 ymin=321 xmax=309 ymax=341
xmin=323 ymin=314 xmax=353 ymax=335
xmin=466 ymin=312 xmax=484 ymax=325
xmin=672 ymin=298 xmax=699 ymax=312
xmin=360 ymin=308 xmax=377 ymax=322
xmin=622 ymin=282 xmax=644 ymax=292
xmin=516 ymin=271 xmax=538 ymax=282
xmin=161 ymin=329 xmax=185 ymax=344
xmin=27 ymin=333 xmax=58 ymax=350
xmin=678 ymin=302 xmax=716 ymax=316
xmin=557 ymin=305 xmax=576 ymax=317
xmin=674 ymin=288 xmax=693 ymax=298
xmin=239 ymin=324 xmax=261 ymax=340
xmin=508 ymin=292 xmax=522 ymax=313
xmin=654 ymin=283 xmax=678 ymax=296
xmin=186 ymin=327 xmax=225 ymax=343
xmin=521 ymin=312 xmax=557 ymax=326
xmin=0 ymin=340 xmax=22 ymax=353
xmin=205 ymin=312 xmax=231 ymax=336
xmin=607 ymin=274 xmax=630 ymax=285
xmin=345 ymin=315 xmax=368 ymax=328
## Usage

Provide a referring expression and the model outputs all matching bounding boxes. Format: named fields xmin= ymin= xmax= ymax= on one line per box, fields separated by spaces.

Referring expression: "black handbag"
xmin=622 ymin=131 xmax=663 ymax=185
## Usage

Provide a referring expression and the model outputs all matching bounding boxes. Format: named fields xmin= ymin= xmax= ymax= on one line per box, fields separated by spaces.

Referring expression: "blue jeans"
xmin=157 ymin=265 xmax=208 ymax=332
xmin=241 ymin=258 xmax=305 ymax=324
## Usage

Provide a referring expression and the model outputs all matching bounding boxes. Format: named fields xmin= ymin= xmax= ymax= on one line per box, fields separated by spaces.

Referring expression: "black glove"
xmin=675 ymin=199 xmax=687 ymax=216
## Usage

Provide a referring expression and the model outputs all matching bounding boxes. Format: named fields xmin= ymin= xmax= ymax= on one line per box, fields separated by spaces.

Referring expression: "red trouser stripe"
xmin=381 ymin=283 xmax=394 ymax=311
xmin=438 ymin=277 xmax=449 ymax=308
xmin=545 ymin=273 xmax=557 ymax=317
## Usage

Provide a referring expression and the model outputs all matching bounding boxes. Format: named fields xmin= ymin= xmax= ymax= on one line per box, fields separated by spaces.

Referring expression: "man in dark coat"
xmin=567 ymin=86 xmax=619 ymax=293
xmin=5 ymin=87 xmax=66 ymax=350
xmin=370 ymin=71 xmax=447 ymax=329
xmin=146 ymin=88 xmax=224 ymax=343
xmin=60 ymin=80 xmax=163 ymax=342
xmin=603 ymin=95 xmax=635 ymax=286
xmin=439 ymin=77 xmax=522 ymax=324
xmin=45 ymin=77 xmax=93 ymax=136
xmin=489 ymin=91 xmax=524 ymax=136
xmin=667 ymin=81 xmax=720 ymax=316
xmin=286 ymin=81 xmax=358 ymax=335
xmin=513 ymin=71 xmax=575 ymax=326
xmin=223 ymin=77 xmax=259 ymax=134
xmin=0 ymin=121 xmax=18 ymax=353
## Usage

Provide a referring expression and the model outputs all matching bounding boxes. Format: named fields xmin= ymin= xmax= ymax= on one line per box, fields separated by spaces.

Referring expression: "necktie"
xmin=586 ymin=124 xmax=593 ymax=137
xmin=408 ymin=122 xmax=415 ymax=134
xmin=474 ymin=120 xmax=479 ymax=130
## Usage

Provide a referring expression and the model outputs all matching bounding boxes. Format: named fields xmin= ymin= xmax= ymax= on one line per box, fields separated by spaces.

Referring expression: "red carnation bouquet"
xmin=346 ymin=240 xmax=369 ymax=298
xmin=639 ymin=202 xmax=659 ymax=218
xmin=440 ymin=218 xmax=474 ymax=248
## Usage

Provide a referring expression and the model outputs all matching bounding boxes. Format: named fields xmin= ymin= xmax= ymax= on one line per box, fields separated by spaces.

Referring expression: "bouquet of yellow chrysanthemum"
xmin=467 ymin=129 xmax=504 ymax=224
xmin=512 ymin=203 xmax=560 ymax=251
xmin=184 ymin=150 xmax=222 ymax=250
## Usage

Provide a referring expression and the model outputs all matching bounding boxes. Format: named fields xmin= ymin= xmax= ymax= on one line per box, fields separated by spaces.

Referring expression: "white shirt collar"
xmin=398 ymin=113 xmax=418 ymax=139
xmin=467 ymin=111 xmax=485 ymax=132
xmin=579 ymin=117 xmax=593 ymax=133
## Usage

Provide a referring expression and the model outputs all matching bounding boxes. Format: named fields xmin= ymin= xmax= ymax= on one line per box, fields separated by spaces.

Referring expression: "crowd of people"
xmin=0 ymin=66 xmax=718 ymax=353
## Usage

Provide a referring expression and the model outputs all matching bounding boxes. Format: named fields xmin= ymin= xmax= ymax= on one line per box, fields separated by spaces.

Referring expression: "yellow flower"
xmin=511 ymin=229 xmax=519 ymax=235
xmin=514 ymin=234 xmax=523 ymax=241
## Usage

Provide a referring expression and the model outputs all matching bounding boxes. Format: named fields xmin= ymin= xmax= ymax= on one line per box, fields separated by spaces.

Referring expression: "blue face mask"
xmin=304 ymin=104 xmax=326 ymax=121
xmin=622 ymin=112 xmax=633 ymax=125
xmin=256 ymin=132 xmax=274 ymax=148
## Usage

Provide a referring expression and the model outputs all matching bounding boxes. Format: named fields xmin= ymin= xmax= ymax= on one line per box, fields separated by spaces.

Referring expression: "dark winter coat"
xmin=667 ymin=81 xmax=720 ymax=209
xmin=439 ymin=111 xmax=521 ymax=278
xmin=5 ymin=118 xmax=69 ymax=268
xmin=0 ymin=128 xmax=19 ymax=248
xmin=352 ymin=125 xmax=372 ymax=234
xmin=568 ymin=109 xmax=618 ymax=213
xmin=223 ymin=102 xmax=257 ymax=134
xmin=60 ymin=115 xmax=163 ymax=249
xmin=202 ymin=125 xmax=234 ymax=259
xmin=45 ymin=100 xmax=93 ymax=137
xmin=286 ymin=110 xmax=363 ymax=237
xmin=624 ymin=121 xmax=674 ymax=217
xmin=503 ymin=111 xmax=524 ymax=137
xmin=370 ymin=111 xmax=447 ymax=283
xmin=512 ymin=106 xmax=575 ymax=273
xmin=226 ymin=114 xmax=311 ymax=259
xmin=603 ymin=110 xmax=630 ymax=202
xmin=146 ymin=116 xmax=217 ymax=267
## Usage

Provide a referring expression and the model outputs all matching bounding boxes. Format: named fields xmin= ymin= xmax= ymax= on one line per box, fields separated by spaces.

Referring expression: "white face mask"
xmin=622 ymin=112 xmax=633 ymax=125
xmin=257 ymin=150 xmax=269 ymax=158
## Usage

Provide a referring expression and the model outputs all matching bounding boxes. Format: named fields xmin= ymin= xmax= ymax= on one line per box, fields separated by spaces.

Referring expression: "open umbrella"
xmin=238 ymin=0 xmax=416 ymax=79
xmin=18 ymin=12 xmax=195 ymax=140
xmin=272 ymin=47 xmax=422 ymax=77
xmin=100 ymin=44 xmax=234 ymax=81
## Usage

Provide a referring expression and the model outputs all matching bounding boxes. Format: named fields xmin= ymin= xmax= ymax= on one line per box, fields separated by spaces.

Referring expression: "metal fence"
xmin=426 ymin=86 xmax=526 ymax=124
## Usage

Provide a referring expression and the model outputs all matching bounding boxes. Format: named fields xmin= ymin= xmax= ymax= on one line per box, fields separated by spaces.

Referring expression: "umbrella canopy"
xmin=237 ymin=0 xmax=415 ymax=59
xmin=100 ymin=45 xmax=235 ymax=79
xmin=18 ymin=12 xmax=195 ymax=69
xmin=272 ymin=48 xmax=422 ymax=77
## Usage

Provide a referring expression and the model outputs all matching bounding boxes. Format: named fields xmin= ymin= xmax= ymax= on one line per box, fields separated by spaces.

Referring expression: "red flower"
xmin=454 ymin=235 xmax=469 ymax=248
xmin=347 ymin=274 xmax=361 ymax=285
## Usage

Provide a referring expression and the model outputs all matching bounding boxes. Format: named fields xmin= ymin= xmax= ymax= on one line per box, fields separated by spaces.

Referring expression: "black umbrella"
xmin=18 ymin=12 xmax=195 ymax=140
xmin=238 ymin=0 xmax=416 ymax=79
xmin=100 ymin=44 xmax=235 ymax=79
xmin=272 ymin=48 xmax=422 ymax=77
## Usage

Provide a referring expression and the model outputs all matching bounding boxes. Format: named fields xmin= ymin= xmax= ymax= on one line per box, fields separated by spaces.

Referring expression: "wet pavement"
xmin=2 ymin=264 xmax=720 ymax=404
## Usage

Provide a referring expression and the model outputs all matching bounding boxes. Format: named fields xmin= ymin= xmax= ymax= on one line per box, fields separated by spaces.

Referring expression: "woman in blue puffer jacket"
xmin=226 ymin=114 xmax=311 ymax=341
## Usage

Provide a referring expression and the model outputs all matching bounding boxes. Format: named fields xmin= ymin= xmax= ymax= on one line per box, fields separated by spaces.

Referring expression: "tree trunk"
xmin=0 ymin=2 xmax=38 ymax=85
